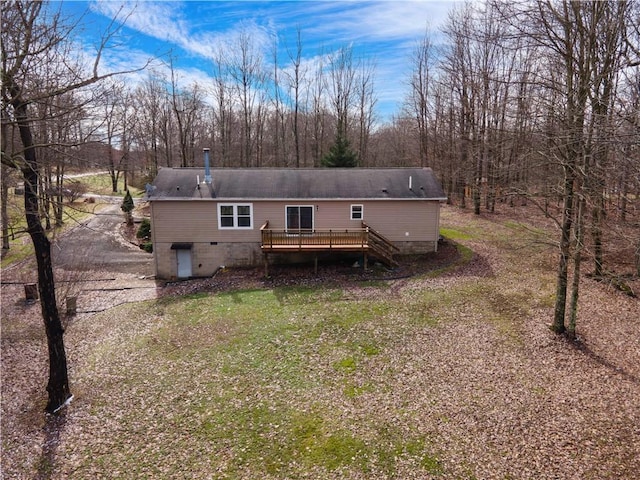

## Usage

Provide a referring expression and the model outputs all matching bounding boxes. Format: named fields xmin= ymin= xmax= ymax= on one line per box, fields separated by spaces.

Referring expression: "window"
xmin=218 ymin=203 xmax=253 ymax=229
xmin=286 ymin=206 xmax=313 ymax=232
xmin=236 ymin=205 xmax=251 ymax=227
xmin=351 ymin=204 xmax=363 ymax=220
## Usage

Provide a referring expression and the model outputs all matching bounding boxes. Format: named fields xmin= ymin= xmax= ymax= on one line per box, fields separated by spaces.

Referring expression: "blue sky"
xmin=59 ymin=1 xmax=458 ymax=122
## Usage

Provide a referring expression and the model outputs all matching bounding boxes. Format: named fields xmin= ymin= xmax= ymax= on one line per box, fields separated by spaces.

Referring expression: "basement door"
xmin=176 ymin=248 xmax=192 ymax=278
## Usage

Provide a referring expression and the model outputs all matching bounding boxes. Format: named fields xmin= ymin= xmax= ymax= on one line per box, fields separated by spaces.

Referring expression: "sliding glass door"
xmin=286 ymin=206 xmax=313 ymax=232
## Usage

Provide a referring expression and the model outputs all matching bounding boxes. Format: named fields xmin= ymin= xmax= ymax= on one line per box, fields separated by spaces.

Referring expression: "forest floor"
xmin=1 ymin=201 xmax=639 ymax=479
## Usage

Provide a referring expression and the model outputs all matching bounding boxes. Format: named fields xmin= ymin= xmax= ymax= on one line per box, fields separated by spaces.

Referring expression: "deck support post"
xmin=263 ymin=253 xmax=269 ymax=277
xmin=314 ymin=255 xmax=318 ymax=275
xmin=363 ymin=252 xmax=368 ymax=270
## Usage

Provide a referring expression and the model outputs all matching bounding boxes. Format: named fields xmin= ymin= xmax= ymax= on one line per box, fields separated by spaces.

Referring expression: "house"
xmin=147 ymin=154 xmax=446 ymax=279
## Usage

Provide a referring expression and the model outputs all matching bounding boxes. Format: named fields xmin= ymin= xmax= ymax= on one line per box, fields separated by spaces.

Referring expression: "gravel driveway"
xmin=52 ymin=202 xmax=153 ymax=277
xmin=1 ymin=201 xmax=156 ymax=318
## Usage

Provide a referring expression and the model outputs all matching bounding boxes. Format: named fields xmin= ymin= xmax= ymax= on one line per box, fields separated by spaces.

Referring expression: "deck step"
xmin=363 ymin=222 xmax=399 ymax=268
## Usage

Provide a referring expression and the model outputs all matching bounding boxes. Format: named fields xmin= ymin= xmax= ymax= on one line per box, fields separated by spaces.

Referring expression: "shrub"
xmin=121 ymin=189 xmax=134 ymax=226
xmin=64 ymin=181 xmax=88 ymax=203
xmin=136 ymin=218 xmax=151 ymax=240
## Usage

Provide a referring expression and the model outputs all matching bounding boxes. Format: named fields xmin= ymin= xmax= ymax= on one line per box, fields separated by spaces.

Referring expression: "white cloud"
xmin=313 ymin=1 xmax=453 ymax=40
xmin=82 ymin=0 xmax=458 ymax=121
xmin=89 ymin=0 xmax=274 ymax=62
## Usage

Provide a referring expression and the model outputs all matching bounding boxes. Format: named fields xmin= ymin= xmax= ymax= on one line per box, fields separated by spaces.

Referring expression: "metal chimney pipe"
xmin=203 ymin=148 xmax=212 ymax=184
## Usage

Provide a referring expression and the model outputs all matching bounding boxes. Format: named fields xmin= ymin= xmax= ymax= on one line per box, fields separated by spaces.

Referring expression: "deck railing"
xmin=260 ymin=221 xmax=368 ymax=250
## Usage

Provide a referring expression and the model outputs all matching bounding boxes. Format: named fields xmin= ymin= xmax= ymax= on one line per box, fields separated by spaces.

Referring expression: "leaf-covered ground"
xmin=2 ymin=204 xmax=639 ymax=479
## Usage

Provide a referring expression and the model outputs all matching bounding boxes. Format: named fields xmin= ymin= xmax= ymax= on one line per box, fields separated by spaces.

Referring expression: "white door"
xmin=176 ymin=249 xmax=192 ymax=278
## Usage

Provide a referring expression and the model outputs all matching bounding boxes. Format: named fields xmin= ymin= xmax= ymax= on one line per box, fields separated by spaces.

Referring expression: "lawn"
xmin=2 ymin=204 xmax=639 ymax=479
xmin=77 ymin=174 xmax=143 ymax=197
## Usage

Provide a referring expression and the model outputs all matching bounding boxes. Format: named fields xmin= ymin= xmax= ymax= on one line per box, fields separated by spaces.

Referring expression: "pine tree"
xmin=121 ymin=189 xmax=134 ymax=225
xmin=321 ymin=132 xmax=358 ymax=168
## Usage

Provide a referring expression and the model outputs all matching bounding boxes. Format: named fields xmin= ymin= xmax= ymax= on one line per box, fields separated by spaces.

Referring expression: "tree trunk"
xmin=109 ymin=143 xmax=119 ymax=193
xmin=54 ymin=164 xmax=64 ymax=227
xmin=13 ymin=96 xmax=71 ymax=413
xmin=568 ymin=196 xmax=585 ymax=339
xmin=591 ymin=195 xmax=605 ymax=277
xmin=552 ymin=170 xmax=575 ymax=334
xmin=1 ymin=165 xmax=10 ymax=251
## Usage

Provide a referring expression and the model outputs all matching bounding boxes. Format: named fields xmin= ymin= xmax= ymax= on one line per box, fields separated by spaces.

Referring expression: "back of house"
xmin=147 ymin=166 xmax=446 ymax=279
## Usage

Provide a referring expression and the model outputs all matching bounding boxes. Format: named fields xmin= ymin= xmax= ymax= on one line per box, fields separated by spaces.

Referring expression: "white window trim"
xmin=350 ymin=204 xmax=364 ymax=220
xmin=218 ymin=203 xmax=254 ymax=229
xmin=285 ymin=205 xmax=315 ymax=232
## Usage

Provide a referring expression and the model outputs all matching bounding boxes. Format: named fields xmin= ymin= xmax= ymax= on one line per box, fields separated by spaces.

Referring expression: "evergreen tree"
xmin=121 ymin=189 xmax=134 ymax=225
xmin=321 ymin=132 xmax=358 ymax=168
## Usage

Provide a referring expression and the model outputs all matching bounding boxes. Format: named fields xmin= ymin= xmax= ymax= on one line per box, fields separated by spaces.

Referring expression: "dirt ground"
xmin=1 ymin=202 xmax=639 ymax=479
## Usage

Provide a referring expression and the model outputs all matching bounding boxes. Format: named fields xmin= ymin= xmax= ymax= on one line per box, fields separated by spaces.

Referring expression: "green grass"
xmin=440 ymin=227 xmax=474 ymax=241
xmin=27 ymin=209 xmax=572 ymax=479
xmin=422 ymin=241 xmax=474 ymax=279
xmin=65 ymin=269 xmax=556 ymax=478
xmin=78 ymin=174 xmax=143 ymax=197
xmin=503 ymin=220 xmax=547 ymax=236
xmin=67 ymin=286 xmax=463 ymax=478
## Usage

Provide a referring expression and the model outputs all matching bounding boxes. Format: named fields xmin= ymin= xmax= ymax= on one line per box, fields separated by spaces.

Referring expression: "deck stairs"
xmin=362 ymin=222 xmax=399 ymax=268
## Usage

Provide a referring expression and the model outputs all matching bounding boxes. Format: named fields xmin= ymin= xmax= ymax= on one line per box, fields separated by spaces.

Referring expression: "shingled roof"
xmin=147 ymin=167 xmax=446 ymax=201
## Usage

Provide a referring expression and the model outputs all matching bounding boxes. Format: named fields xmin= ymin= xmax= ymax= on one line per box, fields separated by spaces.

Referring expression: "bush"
xmin=136 ymin=218 xmax=151 ymax=240
xmin=140 ymin=241 xmax=153 ymax=253
xmin=64 ymin=181 xmax=88 ymax=203
xmin=121 ymin=189 xmax=134 ymax=226
xmin=121 ymin=189 xmax=134 ymax=213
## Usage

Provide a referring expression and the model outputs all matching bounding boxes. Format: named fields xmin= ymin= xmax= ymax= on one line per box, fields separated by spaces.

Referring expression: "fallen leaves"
xmin=2 ymin=203 xmax=639 ymax=479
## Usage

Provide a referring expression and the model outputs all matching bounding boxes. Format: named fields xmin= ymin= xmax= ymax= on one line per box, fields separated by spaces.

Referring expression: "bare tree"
xmin=169 ymin=58 xmax=205 ymax=168
xmin=1 ymin=1 xmax=146 ymax=412
xmin=504 ymin=0 xmax=632 ymax=335
xmin=211 ymin=48 xmax=234 ymax=167
xmin=132 ymin=74 xmax=166 ymax=179
xmin=270 ymin=34 xmax=287 ymax=166
xmin=441 ymin=4 xmax=476 ymax=209
xmin=406 ymin=28 xmax=437 ymax=167
xmin=310 ymin=55 xmax=328 ymax=167
xmin=355 ymin=57 xmax=377 ymax=166
xmin=324 ymin=46 xmax=358 ymax=164
xmin=99 ymin=80 xmax=126 ymax=192
xmin=284 ymin=27 xmax=306 ymax=168
xmin=227 ymin=27 xmax=266 ymax=167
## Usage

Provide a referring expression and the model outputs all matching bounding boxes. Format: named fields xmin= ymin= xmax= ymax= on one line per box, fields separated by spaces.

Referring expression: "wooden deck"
xmin=260 ymin=221 xmax=399 ymax=274
xmin=261 ymin=225 xmax=369 ymax=252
